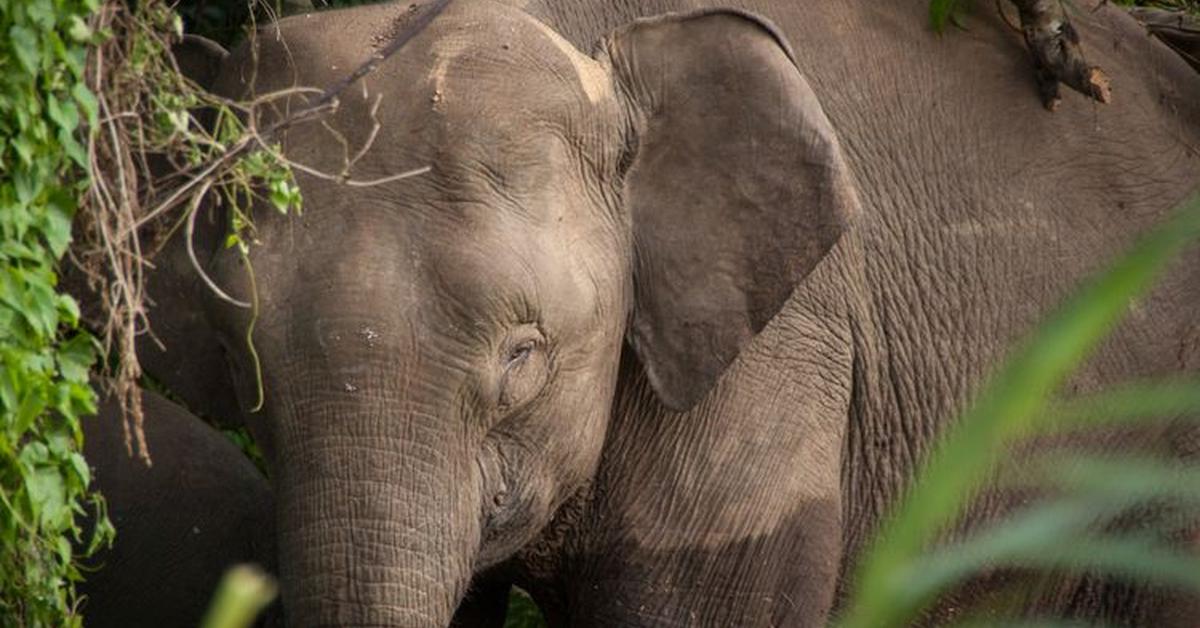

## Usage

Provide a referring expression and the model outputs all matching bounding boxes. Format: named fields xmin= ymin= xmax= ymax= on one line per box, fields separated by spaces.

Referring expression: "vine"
xmin=0 ymin=0 xmax=111 ymax=623
xmin=1 ymin=0 xmax=306 ymax=621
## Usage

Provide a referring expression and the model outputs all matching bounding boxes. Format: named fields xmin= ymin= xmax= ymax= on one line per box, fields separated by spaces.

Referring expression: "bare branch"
xmin=1009 ymin=0 xmax=1111 ymax=110
xmin=185 ymin=182 xmax=251 ymax=309
xmin=75 ymin=0 xmax=450 ymax=461
xmin=344 ymin=166 xmax=433 ymax=187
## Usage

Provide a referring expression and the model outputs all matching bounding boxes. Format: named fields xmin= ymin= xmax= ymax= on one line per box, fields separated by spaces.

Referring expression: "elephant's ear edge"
xmin=172 ymin=34 xmax=230 ymax=91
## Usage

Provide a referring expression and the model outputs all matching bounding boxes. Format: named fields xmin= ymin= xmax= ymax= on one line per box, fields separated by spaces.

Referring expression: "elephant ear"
xmin=137 ymin=209 xmax=244 ymax=429
xmin=172 ymin=34 xmax=229 ymax=91
xmin=601 ymin=10 xmax=859 ymax=411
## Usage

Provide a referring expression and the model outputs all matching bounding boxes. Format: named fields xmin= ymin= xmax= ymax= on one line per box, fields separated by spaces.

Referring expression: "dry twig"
xmin=76 ymin=0 xmax=447 ymax=461
xmin=1010 ymin=0 xmax=1112 ymax=110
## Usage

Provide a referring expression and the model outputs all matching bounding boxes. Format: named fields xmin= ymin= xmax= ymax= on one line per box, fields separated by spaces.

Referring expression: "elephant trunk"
xmin=271 ymin=399 xmax=481 ymax=628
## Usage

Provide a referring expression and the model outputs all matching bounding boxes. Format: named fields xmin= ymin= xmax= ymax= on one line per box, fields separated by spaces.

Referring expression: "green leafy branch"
xmin=0 ymin=0 xmax=112 ymax=623
xmin=0 ymin=0 xmax=309 ymax=621
xmin=71 ymin=0 xmax=306 ymax=463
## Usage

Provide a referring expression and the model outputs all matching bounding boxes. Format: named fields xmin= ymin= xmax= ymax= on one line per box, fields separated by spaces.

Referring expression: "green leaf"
xmin=11 ymin=134 xmax=38 ymax=166
xmin=895 ymin=500 xmax=1107 ymax=603
xmin=10 ymin=25 xmax=42 ymax=74
xmin=13 ymin=390 xmax=48 ymax=441
xmin=67 ymin=452 xmax=90 ymax=490
xmin=200 ymin=566 xmax=278 ymax=628
xmin=83 ymin=496 xmax=113 ymax=555
xmin=24 ymin=0 xmax=55 ymax=29
xmin=41 ymin=192 xmax=75 ymax=258
xmin=268 ymin=179 xmax=293 ymax=213
xmin=66 ymin=16 xmax=92 ymax=43
xmin=1012 ymin=454 xmax=1200 ymax=508
xmin=26 ymin=466 xmax=68 ymax=528
xmin=0 ymin=241 xmax=39 ymax=264
xmin=13 ymin=170 xmax=43 ymax=208
xmin=19 ymin=278 xmax=62 ymax=340
xmin=929 ymin=0 xmax=966 ymax=32
xmin=56 ymin=293 xmax=81 ymax=327
xmin=71 ymin=83 xmax=98 ymax=129
xmin=55 ymin=535 xmax=72 ymax=566
xmin=60 ymin=132 xmax=88 ymax=170
xmin=504 ymin=588 xmax=548 ymax=628
xmin=1039 ymin=378 xmax=1200 ymax=432
xmin=19 ymin=442 xmax=50 ymax=469
xmin=56 ymin=333 xmax=94 ymax=384
xmin=46 ymin=98 xmax=79 ymax=135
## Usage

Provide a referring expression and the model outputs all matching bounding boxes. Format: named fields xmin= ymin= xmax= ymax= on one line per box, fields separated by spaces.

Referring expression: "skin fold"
xmin=135 ymin=0 xmax=1200 ymax=625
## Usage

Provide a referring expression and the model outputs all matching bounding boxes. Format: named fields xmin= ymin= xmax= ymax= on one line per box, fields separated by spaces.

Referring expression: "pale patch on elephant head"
xmin=527 ymin=18 xmax=613 ymax=104
xmin=422 ymin=8 xmax=611 ymax=106
xmin=426 ymin=35 xmax=472 ymax=101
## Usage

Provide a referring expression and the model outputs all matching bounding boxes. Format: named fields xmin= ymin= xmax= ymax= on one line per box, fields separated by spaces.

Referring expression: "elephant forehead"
xmin=420 ymin=217 xmax=603 ymax=324
xmin=412 ymin=1 xmax=613 ymax=108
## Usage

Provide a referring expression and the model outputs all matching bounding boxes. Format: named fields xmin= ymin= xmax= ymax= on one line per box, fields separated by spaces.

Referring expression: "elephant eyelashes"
xmin=504 ymin=341 xmax=535 ymax=368
xmin=497 ymin=327 xmax=548 ymax=411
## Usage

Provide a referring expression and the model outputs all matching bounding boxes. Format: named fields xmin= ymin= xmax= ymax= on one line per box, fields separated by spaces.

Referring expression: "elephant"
xmin=136 ymin=0 xmax=1200 ymax=625
xmin=76 ymin=390 xmax=276 ymax=627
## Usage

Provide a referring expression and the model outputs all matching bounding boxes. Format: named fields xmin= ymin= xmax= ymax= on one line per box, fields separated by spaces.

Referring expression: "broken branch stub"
xmin=1010 ymin=0 xmax=1111 ymax=110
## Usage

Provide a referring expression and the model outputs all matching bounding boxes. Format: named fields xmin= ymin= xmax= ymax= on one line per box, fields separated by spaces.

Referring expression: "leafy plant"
xmin=504 ymin=588 xmax=548 ymax=628
xmin=199 ymin=565 xmax=278 ymax=628
xmin=0 ymin=0 xmax=113 ymax=623
xmin=0 ymin=0 xmax=308 ymax=621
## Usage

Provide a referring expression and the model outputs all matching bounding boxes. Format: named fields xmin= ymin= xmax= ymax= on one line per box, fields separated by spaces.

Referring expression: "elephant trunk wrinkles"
xmin=272 ymin=400 xmax=480 ymax=628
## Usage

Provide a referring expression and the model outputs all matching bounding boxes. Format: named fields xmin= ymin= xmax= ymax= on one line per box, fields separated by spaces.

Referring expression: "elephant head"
xmin=174 ymin=1 xmax=858 ymax=625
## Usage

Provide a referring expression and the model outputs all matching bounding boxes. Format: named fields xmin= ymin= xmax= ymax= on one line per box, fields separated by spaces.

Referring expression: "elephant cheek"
xmin=474 ymin=440 xmax=549 ymax=567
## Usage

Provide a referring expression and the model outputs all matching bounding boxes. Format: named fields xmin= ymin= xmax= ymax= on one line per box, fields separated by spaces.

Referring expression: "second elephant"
xmin=77 ymin=391 xmax=276 ymax=627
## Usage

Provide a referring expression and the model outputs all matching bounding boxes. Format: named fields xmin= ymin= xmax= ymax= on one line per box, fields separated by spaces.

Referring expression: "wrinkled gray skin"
xmin=140 ymin=0 xmax=1200 ymax=625
xmin=77 ymin=391 xmax=276 ymax=627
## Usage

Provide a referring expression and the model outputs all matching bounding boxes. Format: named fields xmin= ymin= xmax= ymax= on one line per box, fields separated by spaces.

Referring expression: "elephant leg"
xmin=560 ymin=243 xmax=858 ymax=627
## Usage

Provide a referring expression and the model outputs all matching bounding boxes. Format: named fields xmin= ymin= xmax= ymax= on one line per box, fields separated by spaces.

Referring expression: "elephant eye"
xmin=504 ymin=341 xmax=535 ymax=369
xmin=497 ymin=326 xmax=548 ymax=411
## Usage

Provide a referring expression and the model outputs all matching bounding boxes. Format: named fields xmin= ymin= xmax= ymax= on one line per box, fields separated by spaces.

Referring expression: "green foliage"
xmin=77 ymin=0 xmax=305 ymax=435
xmin=0 ymin=0 xmax=310 ymax=620
xmin=222 ymin=426 xmax=267 ymax=476
xmin=838 ymin=194 xmax=1200 ymax=627
xmin=0 ymin=0 xmax=113 ymax=623
xmin=199 ymin=565 xmax=278 ymax=628
xmin=504 ymin=588 xmax=548 ymax=628
xmin=929 ymin=0 xmax=971 ymax=32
